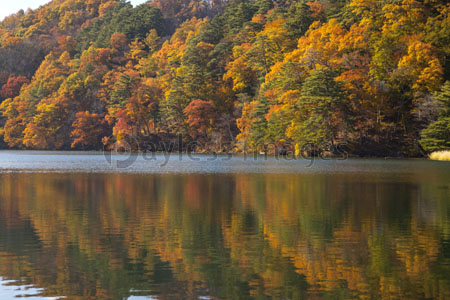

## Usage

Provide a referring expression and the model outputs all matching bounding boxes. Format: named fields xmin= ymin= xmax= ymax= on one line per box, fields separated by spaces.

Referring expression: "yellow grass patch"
xmin=429 ymin=151 xmax=450 ymax=161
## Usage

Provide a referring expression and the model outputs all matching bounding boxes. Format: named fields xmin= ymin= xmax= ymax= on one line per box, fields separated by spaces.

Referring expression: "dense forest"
xmin=0 ymin=0 xmax=449 ymax=156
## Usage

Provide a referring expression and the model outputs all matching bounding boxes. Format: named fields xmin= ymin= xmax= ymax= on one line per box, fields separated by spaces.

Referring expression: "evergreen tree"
xmin=420 ymin=81 xmax=450 ymax=152
xmin=288 ymin=67 xmax=347 ymax=147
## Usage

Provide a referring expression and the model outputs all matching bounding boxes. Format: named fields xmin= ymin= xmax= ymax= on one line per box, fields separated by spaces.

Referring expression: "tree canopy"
xmin=0 ymin=0 xmax=449 ymax=155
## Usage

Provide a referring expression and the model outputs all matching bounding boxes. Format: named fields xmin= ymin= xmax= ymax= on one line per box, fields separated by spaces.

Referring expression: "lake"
xmin=0 ymin=151 xmax=449 ymax=299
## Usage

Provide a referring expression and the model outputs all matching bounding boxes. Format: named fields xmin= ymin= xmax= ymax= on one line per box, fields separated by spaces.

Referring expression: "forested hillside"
xmin=0 ymin=0 xmax=449 ymax=156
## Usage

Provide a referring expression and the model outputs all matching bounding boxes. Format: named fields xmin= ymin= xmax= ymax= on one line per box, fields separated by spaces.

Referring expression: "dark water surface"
xmin=0 ymin=151 xmax=449 ymax=299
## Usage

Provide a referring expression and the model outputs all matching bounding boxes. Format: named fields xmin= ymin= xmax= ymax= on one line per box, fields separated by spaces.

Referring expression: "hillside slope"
xmin=0 ymin=0 xmax=449 ymax=156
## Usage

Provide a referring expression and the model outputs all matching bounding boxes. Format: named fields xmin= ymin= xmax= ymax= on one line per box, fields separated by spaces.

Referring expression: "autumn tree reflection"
xmin=0 ymin=172 xmax=448 ymax=299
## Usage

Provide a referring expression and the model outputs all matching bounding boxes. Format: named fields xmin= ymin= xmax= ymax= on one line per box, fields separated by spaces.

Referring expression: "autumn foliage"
xmin=0 ymin=76 xmax=29 ymax=99
xmin=185 ymin=99 xmax=215 ymax=140
xmin=71 ymin=111 xmax=108 ymax=149
xmin=0 ymin=0 xmax=449 ymax=155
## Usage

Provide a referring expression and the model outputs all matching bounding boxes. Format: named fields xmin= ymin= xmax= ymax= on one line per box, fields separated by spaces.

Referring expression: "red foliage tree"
xmin=1 ymin=76 xmax=29 ymax=99
xmin=71 ymin=111 xmax=108 ymax=149
xmin=110 ymin=32 xmax=129 ymax=52
xmin=184 ymin=99 xmax=215 ymax=139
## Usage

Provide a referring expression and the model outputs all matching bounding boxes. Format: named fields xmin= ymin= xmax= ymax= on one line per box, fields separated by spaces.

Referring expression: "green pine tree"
xmin=420 ymin=81 xmax=450 ymax=152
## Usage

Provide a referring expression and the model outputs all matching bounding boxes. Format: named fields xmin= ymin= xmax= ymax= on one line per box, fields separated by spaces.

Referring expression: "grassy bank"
xmin=430 ymin=151 xmax=450 ymax=161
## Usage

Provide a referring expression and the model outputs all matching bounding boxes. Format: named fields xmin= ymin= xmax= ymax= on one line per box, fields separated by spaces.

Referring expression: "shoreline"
xmin=0 ymin=148 xmax=443 ymax=160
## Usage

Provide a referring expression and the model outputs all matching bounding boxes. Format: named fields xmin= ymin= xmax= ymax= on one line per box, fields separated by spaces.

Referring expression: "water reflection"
xmin=0 ymin=170 xmax=449 ymax=299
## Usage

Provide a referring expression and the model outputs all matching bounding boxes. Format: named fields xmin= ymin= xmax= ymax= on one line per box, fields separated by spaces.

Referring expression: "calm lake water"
xmin=0 ymin=151 xmax=449 ymax=299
